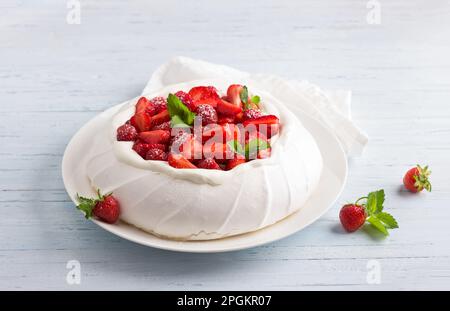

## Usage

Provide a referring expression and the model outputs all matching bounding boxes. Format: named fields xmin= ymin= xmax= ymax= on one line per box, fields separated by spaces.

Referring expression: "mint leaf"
xmin=251 ymin=95 xmax=260 ymax=105
xmin=227 ymin=140 xmax=244 ymax=155
xmin=376 ymin=212 xmax=399 ymax=229
xmin=240 ymin=86 xmax=249 ymax=107
xmin=171 ymin=115 xmax=189 ymax=128
xmin=245 ymin=138 xmax=270 ymax=159
xmin=367 ymin=215 xmax=389 ymax=235
xmin=167 ymin=93 xmax=196 ymax=126
xmin=366 ymin=189 xmax=385 ymax=215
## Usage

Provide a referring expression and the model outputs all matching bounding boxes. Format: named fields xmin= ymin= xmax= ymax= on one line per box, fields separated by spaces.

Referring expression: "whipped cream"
xmin=86 ymin=80 xmax=323 ymax=240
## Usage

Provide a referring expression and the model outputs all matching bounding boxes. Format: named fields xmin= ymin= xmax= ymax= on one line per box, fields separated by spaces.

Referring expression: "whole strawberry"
xmin=339 ymin=190 xmax=398 ymax=235
xmin=339 ymin=204 xmax=366 ymax=232
xmin=403 ymin=164 xmax=432 ymax=193
xmin=77 ymin=190 xmax=120 ymax=224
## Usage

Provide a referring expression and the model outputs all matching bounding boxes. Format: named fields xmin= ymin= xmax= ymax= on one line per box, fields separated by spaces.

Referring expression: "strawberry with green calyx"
xmin=403 ymin=164 xmax=432 ymax=193
xmin=239 ymin=85 xmax=261 ymax=110
xmin=76 ymin=190 xmax=121 ymax=224
xmin=339 ymin=189 xmax=398 ymax=235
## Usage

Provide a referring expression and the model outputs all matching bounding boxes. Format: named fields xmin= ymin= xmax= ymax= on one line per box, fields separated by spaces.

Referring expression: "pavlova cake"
xmin=76 ymin=81 xmax=323 ymax=240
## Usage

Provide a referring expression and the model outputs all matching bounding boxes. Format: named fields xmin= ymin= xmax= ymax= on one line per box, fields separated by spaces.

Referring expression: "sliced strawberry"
xmin=227 ymin=84 xmax=244 ymax=107
xmin=170 ymin=132 xmax=202 ymax=160
xmin=226 ymin=156 xmax=246 ymax=170
xmin=202 ymin=123 xmax=241 ymax=145
xmin=222 ymin=123 xmax=241 ymax=142
xmin=203 ymin=142 xmax=233 ymax=160
xmin=168 ymin=153 xmax=197 ymax=169
xmin=243 ymin=115 xmax=280 ymax=138
xmin=138 ymin=130 xmax=170 ymax=144
xmin=135 ymin=97 xmax=150 ymax=114
xmin=218 ymin=116 xmax=235 ymax=124
xmin=133 ymin=112 xmax=152 ymax=132
xmin=189 ymin=86 xmax=219 ymax=102
xmin=150 ymin=110 xmax=170 ymax=127
xmin=216 ymin=99 xmax=243 ymax=116
xmin=193 ymin=97 xmax=220 ymax=109
xmin=234 ymin=112 xmax=244 ymax=123
xmin=197 ymin=158 xmax=222 ymax=170
xmin=202 ymin=123 xmax=223 ymax=139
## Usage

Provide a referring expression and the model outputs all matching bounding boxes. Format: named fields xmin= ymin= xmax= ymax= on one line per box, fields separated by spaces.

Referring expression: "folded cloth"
xmin=142 ymin=56 xmax=368 ymax=156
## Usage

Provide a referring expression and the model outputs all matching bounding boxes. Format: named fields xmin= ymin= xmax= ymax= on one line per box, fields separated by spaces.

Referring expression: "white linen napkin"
xmin=142 ymin=56 xmax=368 ymax=156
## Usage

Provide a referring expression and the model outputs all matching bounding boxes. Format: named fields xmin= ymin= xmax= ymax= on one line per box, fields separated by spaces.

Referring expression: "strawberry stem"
xmin=355 ymin=196 xmax=368 ymax=205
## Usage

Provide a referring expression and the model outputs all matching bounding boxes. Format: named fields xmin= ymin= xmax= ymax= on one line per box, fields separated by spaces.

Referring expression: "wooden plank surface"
xmin=0 ymin=0 xmax=449 ymax=290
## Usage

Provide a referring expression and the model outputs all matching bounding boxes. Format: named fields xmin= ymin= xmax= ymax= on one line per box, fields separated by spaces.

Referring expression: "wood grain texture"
xmin=1 ymin=0 xmax=450 ymax=290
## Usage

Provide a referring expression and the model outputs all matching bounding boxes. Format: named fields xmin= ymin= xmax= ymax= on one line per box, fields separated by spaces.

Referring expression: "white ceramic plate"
xmin=62 ymin=100 xmax=347 ymax=253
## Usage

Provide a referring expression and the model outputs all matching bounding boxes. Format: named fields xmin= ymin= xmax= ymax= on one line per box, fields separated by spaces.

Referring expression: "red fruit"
xmin=245 ymin=130 xmax=268 ymax=143
xmin=403 ymin=165 xmax=432 ymax=193
xmin=174 ymin=91 xmax=196 ymax=111
xmin=117 ymin=124 xmax=138 ymax=141
xmin=222 ymin=123 xmax=241 ymax=142
xmin=93 ymin=195 xmax=120 ymax=224
xmin=243 ymin=115 xmax=280 ymax=138
xmin=243 ymin=109 xmax=263 ymax=121
xmin=203 ymin=142 xmax=233 ymax=160
xmin=150 ymin=110 xmax=170 ymax=127
xmin=151 ymin=121 xmax=171 ymax=131
xmin=149 ymin=96 xmax=167 ymax=114
xmin=217 ymin=99 xmax=243 ymax=116
xmin=189 ymin=86 xmax=220 ymax=103
xmin=187 ymin=86 xmax=220 ymax=110
xmin=133 ymin=112 xmax=152 ymax=132
xmin=170 ymin=132 xmax=202 ymax=160
xmin=168 ymin=153 xmax=197 ymax=169
xmin=197 ymin=158 xmax=222 ymax=170
xmin=132 ymin=141 xmax=151 ymax=158
xmin=227 ymin=84 xmax=244 ymax=107
xmin=218 ymin=116 xmax=235 ymax=124
xmin=196 ymin=104 xmax=218 ymax=125
xmin=76 ymin=191 xmax=120 ymax=224
xmin=145 ymin=148 xmax=168 ymax=161
xmin=135 ymin=97 xmax=150 ymax=114
xmin=138 ymin=130 xmax=171 ymax=144
xmin=147 ymin=143 xmax=167 ymax=151
xmin=226 ymin=156 xmax=246 ymax=170
xmin=339 ymin=204 xmax=367 ymax=232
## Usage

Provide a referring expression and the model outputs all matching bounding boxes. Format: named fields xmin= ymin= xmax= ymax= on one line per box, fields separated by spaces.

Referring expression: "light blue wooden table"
xmin=1 ymin=0 xmax=449 ymax=290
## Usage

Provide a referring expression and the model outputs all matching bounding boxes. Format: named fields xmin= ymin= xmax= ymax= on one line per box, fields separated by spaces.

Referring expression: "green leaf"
xmin=376 ymin=212 xmax=399 ymax=229
xmin=227 ymin=140 xmax=245 ymax=155
xmin=171 ymin=115 xmax=189 ymax=128
xmin=76 ymin=194 xmax=96 ymax=219
xmin=167 ymin=93 xmax=196 ymax=126
xmin=240 ymin=86 xmax=249 ymax=107
xmin=245 ymin=138 xmax=270 ymax=159
xmin=366 ymin=189 xmax=385 ymax=215
xmin=367 ymin=215 xmax=389 ymax=235
xmin=251 ymin=95 xmax=260 ymax=105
